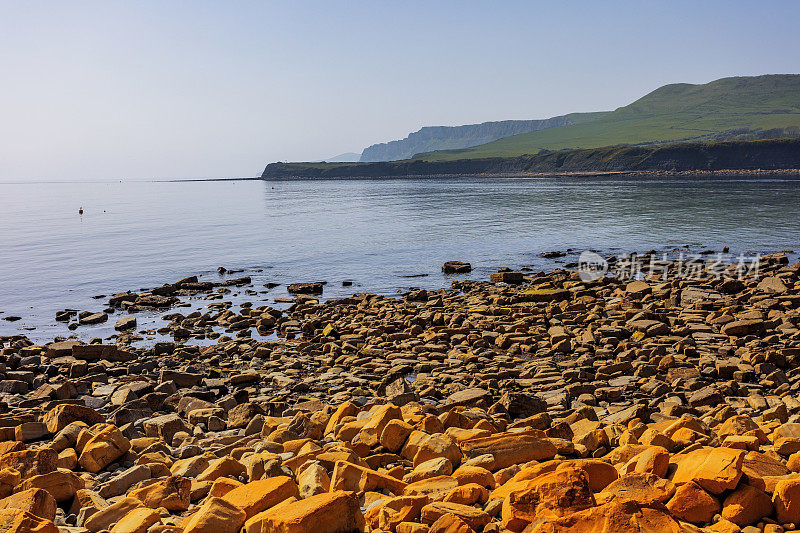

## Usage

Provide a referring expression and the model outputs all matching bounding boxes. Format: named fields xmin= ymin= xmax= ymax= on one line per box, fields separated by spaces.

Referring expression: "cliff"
xmin=261 ymin=138 xmax=800 ymax=179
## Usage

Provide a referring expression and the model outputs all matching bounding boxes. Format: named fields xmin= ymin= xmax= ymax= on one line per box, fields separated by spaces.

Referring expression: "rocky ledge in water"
xmin=0 ymin=253 xmax=799 ymax=532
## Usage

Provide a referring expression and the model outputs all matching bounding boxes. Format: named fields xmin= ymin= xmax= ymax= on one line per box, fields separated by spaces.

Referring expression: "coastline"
xmin=259 ymin=168 xmax=800 ymax=181
xmin=2 ymin=251 xmax=800 ymax=529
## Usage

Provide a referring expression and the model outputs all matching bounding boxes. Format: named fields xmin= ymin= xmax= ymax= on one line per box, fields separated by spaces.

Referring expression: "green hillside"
xmin=416 ymin=75 xmax=800 ymax=161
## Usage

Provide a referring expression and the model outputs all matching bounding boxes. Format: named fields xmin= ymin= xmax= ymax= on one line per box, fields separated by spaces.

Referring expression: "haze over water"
xmin=1 ymin=175 xmax=799 ymax=342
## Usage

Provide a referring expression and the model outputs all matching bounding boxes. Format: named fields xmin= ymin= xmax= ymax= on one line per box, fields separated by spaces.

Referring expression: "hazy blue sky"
xmin=1 ymin=1 xmax=799 ymax=180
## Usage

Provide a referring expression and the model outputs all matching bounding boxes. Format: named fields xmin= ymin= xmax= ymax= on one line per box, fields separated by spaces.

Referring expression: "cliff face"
xmin=261 ymin=138 xmax=800 ymax=179
xmin=358 ymin=113 xmax=606 ymax=162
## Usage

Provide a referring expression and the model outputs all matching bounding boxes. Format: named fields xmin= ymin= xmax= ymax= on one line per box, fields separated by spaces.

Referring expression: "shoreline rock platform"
xmin=1 ymin=252 xmax=799 ymax=532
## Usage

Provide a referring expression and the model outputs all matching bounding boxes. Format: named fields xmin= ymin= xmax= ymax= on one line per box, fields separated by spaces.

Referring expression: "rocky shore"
xmin=1 ymin=252 xmax=800 ymax=532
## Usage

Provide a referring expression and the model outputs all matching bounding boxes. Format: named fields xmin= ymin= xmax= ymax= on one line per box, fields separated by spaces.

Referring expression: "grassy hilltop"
xmin=414 ymin=75 xmax=800 ymax=161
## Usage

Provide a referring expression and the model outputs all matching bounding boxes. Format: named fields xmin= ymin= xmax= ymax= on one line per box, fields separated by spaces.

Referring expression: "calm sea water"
xmin=1 ymin=175 xmax=799 ymax=343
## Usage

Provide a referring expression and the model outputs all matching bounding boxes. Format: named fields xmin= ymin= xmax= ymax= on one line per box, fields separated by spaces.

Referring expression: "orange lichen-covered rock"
xmin=380 ymin=420 xmax=415 ymax=453
xmin=721 ymin=484 xmax=772 ymax=526
xmin=0 ymin=489 xmax=57 ymax=522
xmin=78 ymin=425 xmax=131 ymax=473
xmin=17 ymin=470 xmax=84 ymax=502
xmin=0 ymin=509 xmax=58 ymax=533
xmin=221 ymin=476 xmax=300 ymax=520
xmin=773 ymin=478 xmax=800 ymax=525
xmin=595 ymin=472 xmax=675 ymax=505
xmin=404 ymin=476 xmax=459 ymax=501
xmin=412 ymin=434 xmax=462 ymax=468
xmin=669 ymin=447 xmax=744 ymax=494
xmin=182 ymin=497 xmax=246 ymax=533
xmin=43 ymin=404 xmax=104 ymax=434
xmin=359 ymin=404 xmax=402 ymax=447
xmin=428 ymin=513 xmax=472 ymax=533
xmin=324 ymin=402 xmax=359 ymax=435
xmin=560 ymin=459 xmax=618 ymax=492
xmin=529 ymin=498 xmax=683 ymax=533
xmin=0 ymin=470 xmax=20 ymax=500
xmin=451 ymin=466 xmax=494 ymax=490
xmin=129 ymin=476 xmax=191 ymax=511
xmin=208 ymin=477 xmax=244 ymax=498
xmin=0 ymin=450 xmax=57 ymax=479
xmin=196 ymin=456 xmax=247 ymax=482
xmin=665 ymin=481 xmax=721 ymax=524
xmin=245 ymin=490 xmax=365 ymax=533
xmin=364 ymin=495 xmax=428 ymax=532
xmin=501 ymin=465 xmax=595 ymax=532
xmin=624 ymin=447 xmax=670 ymax=478
xmin=420 ymin=502 xmax=489 ymax=531
xmin=442 ymin=484 xmax=489 ymax=506
xmin=109 ymin=507 xmax=161 ymax=533
xmin=331 ymin=460 xmax=407 ymax=495
xmin=460 ymin=430 xmax=557 ymax=471
xmin=83 ymin=497 xmax=143 ymax=532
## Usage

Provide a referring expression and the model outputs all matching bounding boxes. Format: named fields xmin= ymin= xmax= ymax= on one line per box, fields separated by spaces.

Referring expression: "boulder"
xmin=182 ymin=497 xmax=246 ymax=533
xmin=244 ymin=491 xmax=364 ymax=533
xmin=221 ymin=477 xmax=300 ymax=520
xmin=529 ymin=498 xmax=682 ymax=533
xmin=43 ymin=404 xmax=104 ymax=433
xmin=129 ymin=476 xmax=190 ymax=511
xmin=0 ymin=509 xmax=58 ymax=533
xmin=78 ymin=425 xmax=131 ymax=472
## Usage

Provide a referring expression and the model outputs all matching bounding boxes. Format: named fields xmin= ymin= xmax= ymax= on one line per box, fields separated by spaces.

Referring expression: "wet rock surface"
xmin=0 ymin=252 xmax=799 ymax=531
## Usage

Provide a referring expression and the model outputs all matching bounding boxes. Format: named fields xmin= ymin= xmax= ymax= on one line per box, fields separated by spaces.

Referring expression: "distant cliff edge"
xmin=358 ymin=113 xmax=607 ymax=162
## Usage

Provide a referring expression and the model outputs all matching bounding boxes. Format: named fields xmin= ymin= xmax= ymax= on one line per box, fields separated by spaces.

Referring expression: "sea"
xmin=1 ymin=174 xmax=799 ymax=344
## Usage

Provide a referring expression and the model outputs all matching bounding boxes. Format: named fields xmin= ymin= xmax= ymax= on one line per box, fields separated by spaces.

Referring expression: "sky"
xmin=1 ymin=1 xmax=799 ymax=180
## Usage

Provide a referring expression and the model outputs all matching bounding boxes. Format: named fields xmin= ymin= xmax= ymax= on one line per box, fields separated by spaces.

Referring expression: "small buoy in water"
xmin=78 ymin=207 xmax=83 ymax=215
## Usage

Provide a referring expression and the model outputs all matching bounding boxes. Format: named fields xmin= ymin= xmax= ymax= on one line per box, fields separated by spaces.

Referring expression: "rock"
xmin=773 ymin=478 xmax=800 ymax=525
xmin=442 ymin=262 xmax=471 ymax=274
xmin=221 ymin=477 xmax=299 ymax=520
xmin=444 ymin=388 xmax=491 ymax=408
xmin=142 ymin=414 xmax=189 ymax=445
xmin=665 ymin=481 xmax=720 ymax=524
xmin=529 ymin=498 xmax=682 ymax=533
xmin=182 ymin=497 xmax=246 ymax=533
xmin=626 ymin=280 xmax=652 ymax=298
xmin=83 ymin=496 xmax=142 ymax=532
xmin=0 ymin=450 xmax=57 ymax=478
xmin=297 ymin=463 xmax=330 ymax=499
xmin=380 ymin=419 xmax=415 ymax=453
xmin=365 ymin=495 xmax=428 ymax=532
xmin=43 ymin=404 xmax=104 ymax=433
xmin=595 ymin=472 xmax=674 ymax=505
xmin=227 ymin=403 xmax=265 ymax=429
xmin=78 ymin=312 xmax=108 ymax=325
xmin=129 ymin=476 xmax=190 ymax=511
xmin=331 ymin=461 xmax=407 ymax=495
xmin=0 ymin=488 xmax=56 ymax=522
xmin=78 ymin=425 xmax=131 ymax=473
xmin=421 ymin=501 xmax=490 ymax=530
xmin=17 ymin=471 xmax=85 ymax=502
xmin=14 ymin=422 xmax=47 ymax=442
xmin=669 ymin=447 xmax=744 ymax=494
xmin=498 ymin=391 xmax=546 ymax=418
xmin=244 ymin=491 xmax=364 ymax=533
xmin=721 ymin=484 xmax=773 ymax=526
xmin=721 ymin=319 xmax=765 ymax=337
xmin=109 ymin=508 xmax=161 ymax=533
xmin=501 ymin=465 xmax=595 ymax=531
xmin=0 ymin=509 xmax=58 ymax=533
xmin=490 ymin=272 xmax=524 ymax=283
xmin=460 ymin=430 xmax=557 ymax=470
xmin=287 ymin=283 xmax=324 ymax=294
xmin=114 ymin=317 xmax=137 ymax=331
